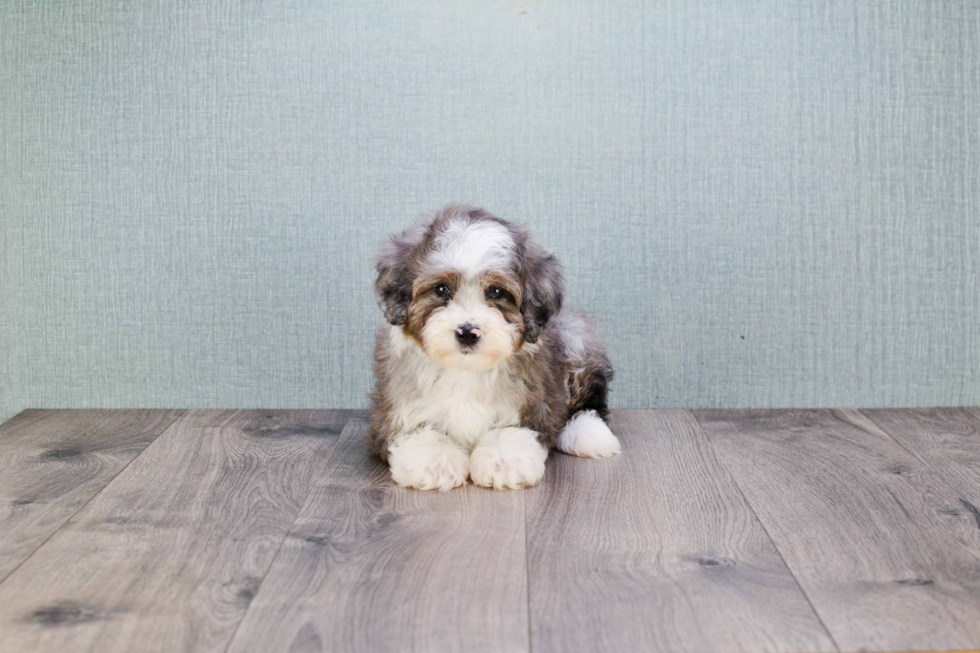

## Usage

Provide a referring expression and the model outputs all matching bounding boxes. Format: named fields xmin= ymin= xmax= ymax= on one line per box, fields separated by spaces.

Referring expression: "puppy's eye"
xmin=486 ymin=285 xmax=504 ymax=300
xmin=434 ymin=284 xmax=451 ymax=298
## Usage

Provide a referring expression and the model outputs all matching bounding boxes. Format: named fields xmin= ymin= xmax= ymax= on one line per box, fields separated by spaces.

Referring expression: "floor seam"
xmin=858 ymin=408 xmax=936 ymax=468
xmin=858 ymin=407 xmax=974 ymax=478
xmin=523 ymin=487 xmax=534 ymax=653
xmin=858 ymin=408 xmax=980 ymax=543
xmin=0 ymin=409 xmax=187 ymax=588
xmin=220 ymin=409 xmax=355 ymax=653
xmin=688 ymin=409 xmax=842 ymax=653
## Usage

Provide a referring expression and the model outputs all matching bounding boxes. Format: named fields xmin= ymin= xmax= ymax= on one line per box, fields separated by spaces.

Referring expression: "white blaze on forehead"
xmin=428 ymin=219 xmax=515 ymax=277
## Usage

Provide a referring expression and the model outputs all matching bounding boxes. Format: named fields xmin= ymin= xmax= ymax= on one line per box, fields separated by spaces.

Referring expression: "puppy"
xmin=368 ymin=204 xmax=620 ymax=491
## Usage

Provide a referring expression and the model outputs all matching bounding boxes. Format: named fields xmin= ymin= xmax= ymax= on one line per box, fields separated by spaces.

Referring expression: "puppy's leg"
xmin=388 ymin=427 xmax=469 ymax=491
xmin=557 ymin=409 xmax=621 ymax=458
xmin=470 ymin=426 xmax=548 ymax=490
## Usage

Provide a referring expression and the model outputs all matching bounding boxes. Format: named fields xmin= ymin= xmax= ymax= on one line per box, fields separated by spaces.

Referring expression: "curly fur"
xmin=368 ymin=203 xmax=618 ymax=490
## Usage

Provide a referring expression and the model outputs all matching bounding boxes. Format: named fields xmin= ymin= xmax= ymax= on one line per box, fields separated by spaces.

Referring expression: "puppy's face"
xmin=375 ymin=205 xmax=564 ymax=372
xmin=409 ymin=268 xmax=523 ymax=371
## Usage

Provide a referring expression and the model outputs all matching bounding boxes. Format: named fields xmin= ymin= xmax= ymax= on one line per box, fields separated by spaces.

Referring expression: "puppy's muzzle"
xmin=454 ymin=324 xmax=481 ymax=348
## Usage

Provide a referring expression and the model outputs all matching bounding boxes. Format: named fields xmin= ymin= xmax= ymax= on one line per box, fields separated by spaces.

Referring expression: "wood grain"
xmin=0 ymin=409 xmax=183 ymax=583
xmin=694 ymin=409 xmax=980 ymax=652
xmin=226 ymin=411 xmax=529 ymax=653
xmin=863 ymin=408 xmax=980 ymax=510
xmin=525 ymin=410 xmax=835 ymax=653
xmin=0 ymin=409 xmax=350 ymax=653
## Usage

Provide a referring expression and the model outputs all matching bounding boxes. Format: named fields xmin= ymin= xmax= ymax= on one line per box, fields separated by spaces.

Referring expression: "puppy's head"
xmin=375 ymin=204 xmax=564 ymax=371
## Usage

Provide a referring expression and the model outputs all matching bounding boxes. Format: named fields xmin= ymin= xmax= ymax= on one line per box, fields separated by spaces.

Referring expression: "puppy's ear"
xmin=519 ymin=241 xmax=564 ymax=343
xmin=374 ymin=232 xmax=419 ymax=326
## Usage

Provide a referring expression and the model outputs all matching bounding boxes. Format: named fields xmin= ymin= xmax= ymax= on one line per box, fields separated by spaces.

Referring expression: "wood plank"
xmin=0 ymin=409 xmax=350 ymax=653
xmin=226 ymin=411 xmax=529 ymax=653
xmin=694 ymin=409 xmax=980 ymax=653
xmin=863 ymin=408 xmax=980 ymax=511
xmin=0 ymin=409 xmax=183 ymax=583
xmin=525 ymin=410 xmax=835 ymax=653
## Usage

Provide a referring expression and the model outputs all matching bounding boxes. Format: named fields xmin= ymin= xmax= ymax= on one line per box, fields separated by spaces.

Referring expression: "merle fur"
xmin=368 ymin=203 xmax=612 ymax=458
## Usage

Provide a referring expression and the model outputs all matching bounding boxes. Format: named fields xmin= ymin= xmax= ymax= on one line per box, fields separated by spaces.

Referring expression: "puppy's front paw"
xmin=388 ymin=428 xmax=469 ymax=491
xmin=470 ymin=427 xmax=548 ymax=490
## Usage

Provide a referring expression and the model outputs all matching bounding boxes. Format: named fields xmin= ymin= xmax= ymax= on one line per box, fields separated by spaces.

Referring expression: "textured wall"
xmin=2 ymin=0 xmax=979 ymax=423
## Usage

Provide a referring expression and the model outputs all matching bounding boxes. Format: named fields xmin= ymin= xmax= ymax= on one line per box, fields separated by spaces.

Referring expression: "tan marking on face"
xmin=480 ymin=271 xmax=522 ymax=308
xmin=412 ymin=270 xmax=461 ymax=300
xmin=404 ymin=271 xmax=461 ymax=347
xmin=480 ymin=270 xmax=525 ymax=350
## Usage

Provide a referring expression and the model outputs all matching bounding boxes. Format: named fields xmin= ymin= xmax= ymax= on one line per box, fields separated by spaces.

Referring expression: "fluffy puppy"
xmin=368 ymin=203 xmax=620 ymax=491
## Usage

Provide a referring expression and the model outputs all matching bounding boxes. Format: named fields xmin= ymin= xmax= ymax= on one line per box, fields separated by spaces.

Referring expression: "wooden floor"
xmin=1 ymin=409 xmax=979 ymax=653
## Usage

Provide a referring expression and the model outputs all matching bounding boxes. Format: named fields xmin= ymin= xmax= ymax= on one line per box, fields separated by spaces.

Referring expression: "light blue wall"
xmin=2 ymin=0 xmax=978 ymax=423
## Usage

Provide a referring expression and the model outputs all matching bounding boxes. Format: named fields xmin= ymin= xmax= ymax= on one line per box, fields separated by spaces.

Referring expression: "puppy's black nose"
xmin=455 ymin=324 xmax=481 ymax=347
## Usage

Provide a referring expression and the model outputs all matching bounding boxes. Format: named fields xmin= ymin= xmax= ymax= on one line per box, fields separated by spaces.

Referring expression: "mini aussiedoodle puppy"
xmin=368 ymin=203 xmax=620 ymax=491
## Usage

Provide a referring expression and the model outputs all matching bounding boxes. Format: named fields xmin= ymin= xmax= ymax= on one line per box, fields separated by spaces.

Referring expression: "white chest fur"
xmin=387 ymin=326 xmax=524 ymax=450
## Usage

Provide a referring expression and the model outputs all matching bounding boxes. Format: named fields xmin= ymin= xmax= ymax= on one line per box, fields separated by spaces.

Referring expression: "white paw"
xmin=557 ymin=410 xmax=621 ymax=458
xmin=388 ymin=428 xmax=469 ymax=491
xmin=470 ymin=427 xmax=548 ymax=490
